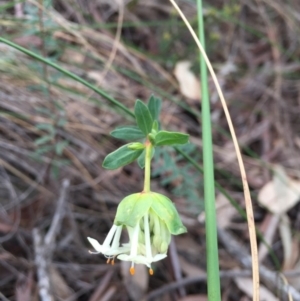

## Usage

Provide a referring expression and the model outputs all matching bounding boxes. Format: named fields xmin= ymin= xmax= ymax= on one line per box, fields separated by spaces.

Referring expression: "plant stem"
xmin=143 ymin=142 xmax=152 ymax=193
xmin=197 ymin=0 xmax=221 ymax=299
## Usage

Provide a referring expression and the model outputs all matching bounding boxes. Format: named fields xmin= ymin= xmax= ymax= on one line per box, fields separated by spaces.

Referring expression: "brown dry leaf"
xmin=176 ymin=235 xmax=201 ymax=257
xmin=178 ymin=295 xmax=207 ymax=301
xmin=174 ymin=61 xmax=201 ymax=100
xmin=0 ymin=222 xmax=14 ymax=233
xmin=15 ymin=272 xmax=33 ymax=301
xmin=50 ymin=266 xmax=73 ymax=300
xmin=258 ymin=165 xmax=300 ymax=214
xmin=234 ymin=277 xmax=279 ymax=301
xmin=61 ymin=49 xmax=85 ymax=64
xmin=199 ymin=193 xmax=237 ymax=229
xmin=258 ymin=213 xmax=280 ymax=262
xmin=287 ymin=256 xmax=300 ymax=290
xmin=121 ymin=261 xmax=148 ymax=301
xmin=99 ymin=286 xmax=116 ymax=301
xmin=216 ymin=193 xmax=237 ymax=229
xmin=179 ymin=256 xmax=206 ymax=278
xmin=279 ymin=214 xmax=293 ymax=270
xmin=89 ymin=270 xmax=114 ymax=301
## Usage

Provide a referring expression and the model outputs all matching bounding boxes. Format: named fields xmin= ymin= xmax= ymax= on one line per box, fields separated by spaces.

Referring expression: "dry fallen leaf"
xmin=279 ymin=214 xmax=293 ymax=270
xmin=121 ymin=261 xmax=148 ymax=301
xmin=258 ymin=165 xmax=300 ymax=214
xmin=179 ymin=256 xmax=206 ymax=278
xmin=258 ymin=213 xmax=280 ymax=262
xmin=216 ymin=193 xmax=237 ymax=229
xmin=198 ymin=193 xmax=237 ymax=229
xmin=50 ymin=266 xmax=73 ymax=300
xmin=287 ymin=256 xmax=300 ymax=290
xmin=234 ymin=277 xmax=279 ymax=301
xmin=15 ymin=272 xmax=34 ymax=301
xmin=174 ymin=61 xmax=201 ymax=100
xmin=61 ymin=49 xmax=85 ymax=65
xmin=258 ymin=166 xmax=300 ymax=269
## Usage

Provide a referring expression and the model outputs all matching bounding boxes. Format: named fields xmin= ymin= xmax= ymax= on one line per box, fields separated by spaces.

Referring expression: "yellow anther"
xmin=111 ymin=258 xmax=115 ymax=265
xmin=106 ymin=258 xmax=111 ymax=264
xmin=130 ymin=267 xmax=135 ymax=275
xmin=149 ymin=268 xmax=154 ymax=275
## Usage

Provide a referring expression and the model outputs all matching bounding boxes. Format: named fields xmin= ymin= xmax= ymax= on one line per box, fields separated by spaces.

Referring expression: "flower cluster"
xmin=88 ymin=192 xmax=186 ymax=275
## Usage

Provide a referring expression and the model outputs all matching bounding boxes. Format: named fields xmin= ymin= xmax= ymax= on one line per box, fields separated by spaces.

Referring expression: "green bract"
xmin=114 ymin=192 xmax=186 ymax=235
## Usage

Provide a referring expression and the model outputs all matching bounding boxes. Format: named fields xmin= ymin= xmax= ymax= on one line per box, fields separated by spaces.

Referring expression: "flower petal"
xmin=104 ymin=245 xmax=131 ymax=256
xmin=152 ymin=254 xmax=167 ymax=262
xmin=87 ymin=237 xmax=104 ymax=253
xmin=117 ymin=254 xmax=151 ymax=267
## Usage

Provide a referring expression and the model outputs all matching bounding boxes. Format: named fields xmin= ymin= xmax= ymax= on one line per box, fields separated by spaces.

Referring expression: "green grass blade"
xmin=0 ymin=37 xmax=134 ymax=118
xmin=197 ymin=0 xmax=221 ymax=299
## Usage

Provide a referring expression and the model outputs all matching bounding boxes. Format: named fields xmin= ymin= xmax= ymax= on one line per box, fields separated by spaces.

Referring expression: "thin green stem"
xmin=143 ymin=142 xmax=152 ymax=193
xmin=197 ymin=0 xmax=221 ymax=299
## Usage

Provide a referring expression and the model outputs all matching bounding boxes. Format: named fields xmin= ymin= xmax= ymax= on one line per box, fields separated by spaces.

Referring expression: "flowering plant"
xmin=88 ymin=96 xmax=189 ymax=275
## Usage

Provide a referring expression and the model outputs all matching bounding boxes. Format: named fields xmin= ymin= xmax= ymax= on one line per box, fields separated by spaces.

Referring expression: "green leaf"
xmin=51 ymin=164 xmax=60 ymax=180
xmin=155 ymin=131 xmax=189 ymax=146
xmin=152 ymin=120 xmax=159 ymax=132
xmin=114 ymin=193 xmax=153 ymax=227
xmin=147 ymin=95 xmax=162 ymax=121
xmin=34 ymin=145 xmax=54 ymax=155
xmin=110 ymin=126 xmax=145 ymax=140
xmin=34 ymin=107 xmax=53 ymax=116
xmin=35 ymin=123 xmax=55 ymax=135
xmin=151 ymin=193 xmax=187 ymax=235
xmin=148 ymin=133 xmax=156 ymax=145
xmin=34 ymin=135 xmax=53 ymax=146
xmin=57 ymin=118 xmax=67 ymax=127
xmin=102 ymin=144 xmax=143 ymax=169
xmin=137 ymin=148 xmax=155 ymax=169
xmin=55 ymin=140 xmax=69 ymax=156
xmin=137 ymin=150 xmax=145 ymax=169
xmin=134 ymin=100 xmax=153 ymax=136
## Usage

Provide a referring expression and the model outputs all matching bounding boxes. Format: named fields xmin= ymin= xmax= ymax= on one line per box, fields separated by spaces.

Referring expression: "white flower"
xmin=117 ymin=212 xmax=167 ymax=275
xmin=87 ymin=225 xmax=130 ymax=264
xmin=88 ymin=192 xmax=186 ymax=274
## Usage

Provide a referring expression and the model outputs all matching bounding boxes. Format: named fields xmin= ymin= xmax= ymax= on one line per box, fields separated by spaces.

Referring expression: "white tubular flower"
xmin=118 ymin=213 xmax=167 ymax=275
xmin=87 ymin=225 xmax=130 ymax=264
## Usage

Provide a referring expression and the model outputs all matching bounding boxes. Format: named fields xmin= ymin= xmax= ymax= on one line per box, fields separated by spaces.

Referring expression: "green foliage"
xmin=102 ymin=144 xmax=143 ymax=169
xmin=137 ymin=150 xmax=146 ymax=169
xmin=111 ymin=126 xmax=145 ymax=140
xmin=134 ymin=99 xmax=153 ymax=136
xmin=33 ymin=103 xmax=69 ymax=179
xmin=103 ymin=95 xmax=190 ymax=170
xmin=155 ymin=131 xmax=189 ymax=146
xmin=153 ymin=144 xmax=203 ymax=212
xmin=147 ymin=95 xmax=162 ymax=121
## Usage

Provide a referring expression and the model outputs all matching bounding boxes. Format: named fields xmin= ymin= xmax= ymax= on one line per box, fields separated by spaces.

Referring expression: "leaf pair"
xmin=103 ymin=97 xmax=190 ymax=170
